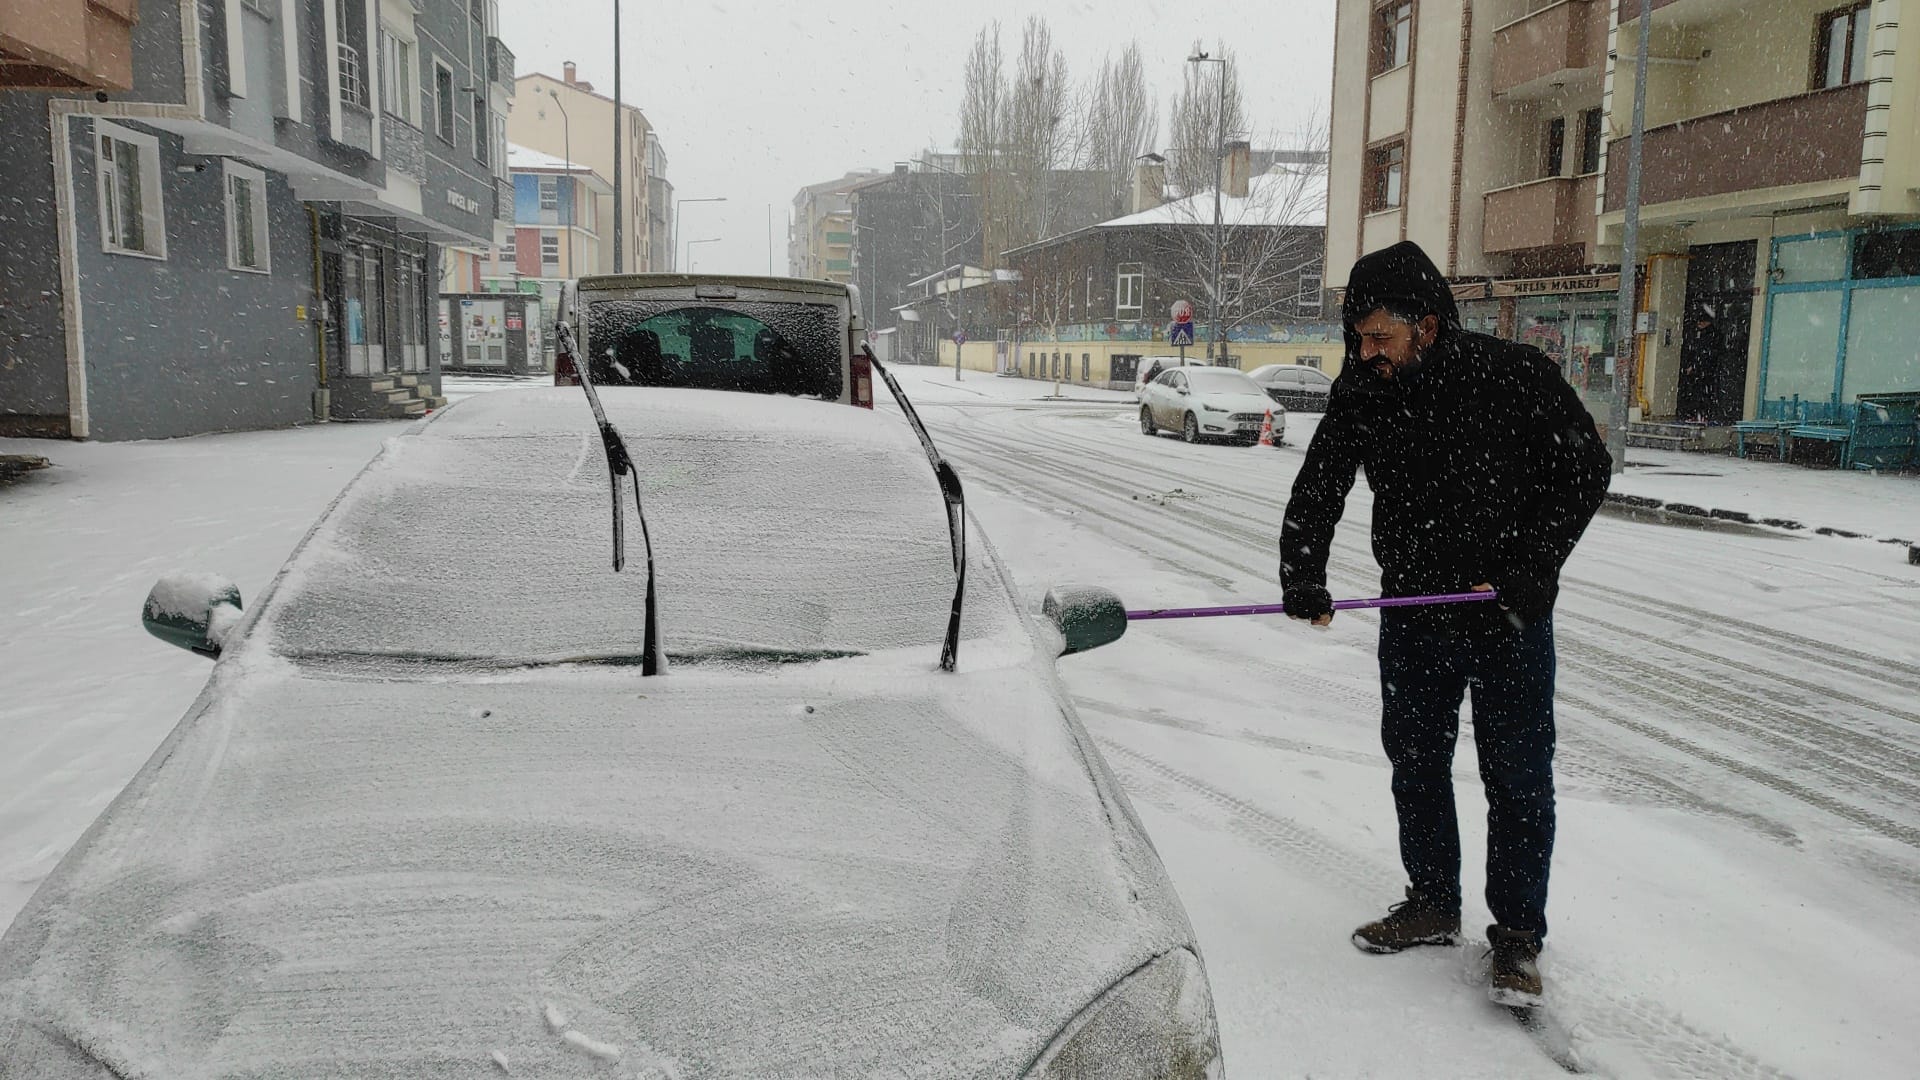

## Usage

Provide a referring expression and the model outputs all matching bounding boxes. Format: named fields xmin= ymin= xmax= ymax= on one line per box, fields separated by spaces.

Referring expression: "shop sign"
xmin=1492 ymin=274 xmax=1620 ymax=297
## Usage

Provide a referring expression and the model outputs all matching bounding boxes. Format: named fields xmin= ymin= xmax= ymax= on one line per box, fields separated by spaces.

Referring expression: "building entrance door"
xmin=1677 ymin=241 xmax=1755 ymax=424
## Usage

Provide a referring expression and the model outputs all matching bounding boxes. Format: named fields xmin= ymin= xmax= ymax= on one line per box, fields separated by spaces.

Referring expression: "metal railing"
xmin=337 ymin=43 xmax=367 ymax=109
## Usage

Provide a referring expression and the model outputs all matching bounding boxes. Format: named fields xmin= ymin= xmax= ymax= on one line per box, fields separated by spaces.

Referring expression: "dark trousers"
xmin=1378 ymin=612 xmax=1557 ymax=939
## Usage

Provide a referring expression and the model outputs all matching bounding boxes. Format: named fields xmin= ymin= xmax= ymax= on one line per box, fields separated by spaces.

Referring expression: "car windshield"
xmin=264 ymin=391 xmax=1020 ymax=667
xmin=1187 ymin=369 xmax=1262 ymax=395
xmin=584 ymin=300 xmax=844 ymax=401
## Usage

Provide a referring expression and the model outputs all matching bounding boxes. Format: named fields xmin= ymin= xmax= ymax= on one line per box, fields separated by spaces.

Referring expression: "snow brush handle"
xmin=1124 ymin=590 xmax=1499 ymax=622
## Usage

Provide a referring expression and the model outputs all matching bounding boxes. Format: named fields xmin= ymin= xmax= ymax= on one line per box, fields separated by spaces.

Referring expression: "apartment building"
xmin=0 ymin=0 xmax=512 ymax=439
xmin=789 ymin=170 xmax=875 ymax=284
xmin=510 ymin=63 xmax=658 ymax=274
xmin=1328 ymin=0 xmax=1919 ymax=429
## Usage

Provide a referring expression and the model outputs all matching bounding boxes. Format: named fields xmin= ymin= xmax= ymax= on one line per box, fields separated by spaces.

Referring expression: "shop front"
xmin=322 ymin=216 xmax=433 ymax=378
xmin=1758 ymin=225 xmax=1920 ymax=419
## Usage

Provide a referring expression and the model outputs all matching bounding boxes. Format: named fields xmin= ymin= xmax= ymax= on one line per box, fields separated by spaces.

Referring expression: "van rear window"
xmin=583 ymin=300 xmax=844 ymax=401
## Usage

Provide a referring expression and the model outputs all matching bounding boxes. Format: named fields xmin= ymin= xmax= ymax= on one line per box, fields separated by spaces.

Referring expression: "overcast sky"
xmin=498 ymin=1 xmax=1338 ymax=275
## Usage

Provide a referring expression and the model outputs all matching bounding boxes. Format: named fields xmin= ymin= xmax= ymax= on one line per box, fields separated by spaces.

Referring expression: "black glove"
xmin=1282 ymin=582 xmax=1334 ymax=622
xmin=1491 ymin=570 xmax=1553 ymax=626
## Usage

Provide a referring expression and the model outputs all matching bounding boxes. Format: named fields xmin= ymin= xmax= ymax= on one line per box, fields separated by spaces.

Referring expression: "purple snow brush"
xmin=1125 ymin=590 xmax=1500 ymax=622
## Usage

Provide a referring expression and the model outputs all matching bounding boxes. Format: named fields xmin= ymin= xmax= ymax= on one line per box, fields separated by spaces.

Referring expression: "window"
xmin=1367 ymin=142 xmax=1405 ymax=211
xmin=381 ymin=32 xmax=415 ymax=125
xmin=501 ymin=231 xmax=516 ymax=260
xmin=1374 ymin=2 xmax=1413 ymax=75
xmin=434 ymin=62 xmax=455 ymax=142
xmin=1853 ymin=229 xmax=1920 ymax=280
xmin=1298 ymin=355 xmax=1323 ymax=369
xmin=224 ymin=161 xmax=270 ymax=272
xmin=1543 ymin=115 xmax=1566 ymax=178
xmin=335 ymin=0 xmax=368 ymax=109
xmin=1116 ymin=262 xmax=1144 ymax=318
xmin=539 ymin=177 xmax=558 ymax=211
xmin=1299 ymin=270 xmax=1324 ymax=316
xmin=472 ymin=94 xmax=489 ymax=165
xmin=541 ymin=233 xmax=560 ymax=266
xmin=1815 ymin=2 xmax=1872 ymax=89
xmin=492 ymin=113 xmax=509 ymax=180
xmin=95 ymin=122 xmax=165 ymax=258
xmin=1082 ymin=353 xmax=1091 ymax=380
xmin=1578 ymin=107 xmax=1604 ymax=174
xmin=1222 ymin=271 xmax=1244 ymax=315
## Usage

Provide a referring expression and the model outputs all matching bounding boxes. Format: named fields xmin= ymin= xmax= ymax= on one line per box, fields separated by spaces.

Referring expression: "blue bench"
xmin=1849 ymin=392 xmax=1920 ymax=471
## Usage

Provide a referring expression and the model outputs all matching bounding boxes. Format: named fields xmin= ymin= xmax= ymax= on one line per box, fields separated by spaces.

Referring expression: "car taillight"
xmin=555 ymin=350 xmax=579 ymax=387
xmin=851 ymin=352 xmax=874 ymax=409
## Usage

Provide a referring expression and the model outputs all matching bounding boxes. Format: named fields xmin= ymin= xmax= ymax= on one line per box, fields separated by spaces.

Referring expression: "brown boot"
xmin=1351 ymin=888 xmax=1462 ymax=954
xmin=1486 ymin=925 xmax=1544 ymax=1007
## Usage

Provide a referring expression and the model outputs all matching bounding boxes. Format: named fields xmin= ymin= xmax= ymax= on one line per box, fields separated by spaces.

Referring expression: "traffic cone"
xmin=1256 ymin=409 xmax=1276 ymax=448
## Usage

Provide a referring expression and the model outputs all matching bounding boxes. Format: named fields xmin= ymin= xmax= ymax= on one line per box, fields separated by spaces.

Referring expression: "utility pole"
xmin=1188 ymin=51 xmax=1228 ymax=363
xmin=1611 ymin=0 xmax=1652 ymax=475
xmin=611 ymin=0 xmax=624 ymax=272
xmin=547 ymin=90 xmax=574 ymax=279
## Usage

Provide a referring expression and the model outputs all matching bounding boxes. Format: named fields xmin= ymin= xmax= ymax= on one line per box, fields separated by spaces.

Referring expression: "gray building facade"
xmin=0 ymin=0 xmax=513 ymax=440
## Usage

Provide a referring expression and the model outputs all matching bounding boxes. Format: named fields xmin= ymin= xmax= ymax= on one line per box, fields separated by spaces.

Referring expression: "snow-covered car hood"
xmin=0 ymin=648 xmax=1191 ymax=1078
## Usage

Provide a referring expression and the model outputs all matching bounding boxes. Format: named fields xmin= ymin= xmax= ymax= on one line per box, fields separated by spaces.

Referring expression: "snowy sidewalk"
xmin=1615 ymin=448 xmax=1920 ymax=545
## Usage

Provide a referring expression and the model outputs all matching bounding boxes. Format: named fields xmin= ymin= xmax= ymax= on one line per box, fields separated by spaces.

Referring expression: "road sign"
xmin=1171 ymin=299 xmax=1194 ymax=324
xmin=1169 ymin=322 xmax=1195 ymax=347
xmin=954 ymin=330 xmax=967 ymax=346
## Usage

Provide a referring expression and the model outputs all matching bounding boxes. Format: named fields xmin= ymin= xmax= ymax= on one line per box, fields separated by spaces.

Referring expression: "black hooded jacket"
xmin=1279 ymin=241 xmax=1613 ymax=628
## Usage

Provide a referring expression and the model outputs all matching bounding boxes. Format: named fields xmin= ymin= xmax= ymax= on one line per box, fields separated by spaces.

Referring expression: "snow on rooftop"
xmin=506 ymin=143 xmax=595 ymax=174
xmin=1100 ymin=164 xmax=1327 ymax=230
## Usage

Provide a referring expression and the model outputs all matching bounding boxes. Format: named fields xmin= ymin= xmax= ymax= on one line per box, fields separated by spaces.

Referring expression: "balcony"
xmin=1490 ymin=0 xmax=1606 ymax=99
xmin=0 ymin=0 xmax=137 ymax=90
xmin=1602 ymin=84 xmax=1868 ymax=213
xmin=488 ymin=36 xmax=515 ymax=96
xmin=1483 ymin=173 xmax=1598 ymax=255
xmin=825 ymin=230 xmax=853 ymax=246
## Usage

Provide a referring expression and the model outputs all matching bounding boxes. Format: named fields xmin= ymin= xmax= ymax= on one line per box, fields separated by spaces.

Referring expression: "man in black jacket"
xmin=1280 ymin=241 xmax=1611 ymax=1006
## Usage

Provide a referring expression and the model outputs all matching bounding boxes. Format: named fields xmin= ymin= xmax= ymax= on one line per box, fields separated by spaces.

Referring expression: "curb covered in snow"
xmin=1600 ymin=491 xmax=1916 ymax=558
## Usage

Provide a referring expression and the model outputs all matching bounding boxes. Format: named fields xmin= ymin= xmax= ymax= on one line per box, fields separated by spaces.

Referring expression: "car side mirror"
xmin=1042 ymin=586 xmax=1128 ymax=657
xmin=142 ymin=574 xmax=243 ymax=659
xmin=1176 ymin=387 xmax=1190 ymax=396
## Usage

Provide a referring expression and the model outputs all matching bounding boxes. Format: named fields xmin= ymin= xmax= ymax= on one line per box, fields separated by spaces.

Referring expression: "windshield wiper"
xmin=556 ymin=321 xmax=666 ymax=675
xmin=866 ymin=351 xmax=965 ymax=672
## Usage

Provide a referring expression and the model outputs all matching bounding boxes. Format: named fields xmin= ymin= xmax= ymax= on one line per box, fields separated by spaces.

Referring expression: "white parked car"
xmin=1139 ymin=365 xmax=1286 ymax=446
xmin=0 ymin=298 xmax=1224 ymax=1078
xmin=1245 ymin=363 xmax=1335 ymax=412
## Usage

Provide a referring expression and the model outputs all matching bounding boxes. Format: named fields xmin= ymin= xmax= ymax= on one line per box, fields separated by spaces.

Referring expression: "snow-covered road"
xmin=889 ymin=366 xmax=1920 ymax=1078
xmin=4 ymin=368 xmax=1918 ymax=1078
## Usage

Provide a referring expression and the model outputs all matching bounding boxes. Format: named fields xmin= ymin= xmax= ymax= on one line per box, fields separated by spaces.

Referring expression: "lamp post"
xmin=1610 ymin=0 xmax=1653 ymax=476
xmin=685 ymin=237 xmax=719 ymax=272
xmin=674 ymin=196 xmax=726 ymax=272
xmin=546 ymin=89 xmax=574 ymax=280
xmin=611 ymin=0 xmax=623 ymax=272
xmin=1187 ymin=51 xmax=1227 ymax=363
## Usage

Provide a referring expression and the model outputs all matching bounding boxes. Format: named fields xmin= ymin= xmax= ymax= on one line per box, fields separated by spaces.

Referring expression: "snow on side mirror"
xmin=1042 ymin=586 xmax=1128 ymax=657
xmin=142 ymin=573 xmax=244 ymax=660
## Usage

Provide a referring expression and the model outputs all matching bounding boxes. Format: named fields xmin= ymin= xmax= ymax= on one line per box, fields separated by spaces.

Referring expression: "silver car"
xmin=0 ymin=359 xmax=1222 ymax=1077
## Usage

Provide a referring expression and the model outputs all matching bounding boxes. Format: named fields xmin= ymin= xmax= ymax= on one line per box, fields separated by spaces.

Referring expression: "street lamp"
xmin=1188 ymin=51 xmax=1228 ymax=363
xmin=685 ymin=237 xmax=720 ymax=272
xmin=675 ymin=197 xmax=727 ymax=271
xmin=545 ymin=89 xmax=574 ymax=280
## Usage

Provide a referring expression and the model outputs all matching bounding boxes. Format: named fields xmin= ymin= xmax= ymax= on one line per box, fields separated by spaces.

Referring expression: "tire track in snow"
xmin=1101 ymin=740 xmax=1800 ymax=1080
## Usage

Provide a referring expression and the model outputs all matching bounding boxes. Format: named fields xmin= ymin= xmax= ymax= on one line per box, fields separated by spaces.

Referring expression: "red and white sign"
xmin=1171 ymin=300 xmax=1194 ymax=324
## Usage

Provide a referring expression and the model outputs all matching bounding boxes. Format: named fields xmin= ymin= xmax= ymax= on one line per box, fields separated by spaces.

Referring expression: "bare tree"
xmin=1084 ymin=42 xmax=1159 ymax=219
xmin=1166 ymin=41 xmax=1247 ymax=200
xmin=1151 ymin=114 xmax=1331 ymax=360
xmin=959 ymin=23 xmax=1008 ymax=269
xmin=998 ymin=16 xmax=1076 ymax=251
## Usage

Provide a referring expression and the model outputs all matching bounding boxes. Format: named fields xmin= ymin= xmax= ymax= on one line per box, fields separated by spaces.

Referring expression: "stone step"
xmin=422 ymin=395 xmax=448 ymax=409
xmin=391 ymin=400 xmax=427 ymax=418
xmin=395 ymin=374 xmax=421 ymax=389
xmin=381 ymin=388 xmax=416 ymax=404
xmin=364 ymin=377 xmax=396 ymax=392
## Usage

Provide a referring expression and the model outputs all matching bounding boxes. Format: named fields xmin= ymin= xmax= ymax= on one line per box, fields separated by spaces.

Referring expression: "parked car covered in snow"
xmin=0 ymin=340 xmax=1222 ymax=1077
xmin=1245 ymin=363 xmax=1334 ymax=412
xmin=1131 ymin=354 xmax=1207 ymax=400
xmin=1140 ymin=365 xmax=1285 ymax=446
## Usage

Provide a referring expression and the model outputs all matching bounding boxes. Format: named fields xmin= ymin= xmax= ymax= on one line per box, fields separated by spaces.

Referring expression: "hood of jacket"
xmin=1336 ymin=241 xmax=1462 ymax=396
